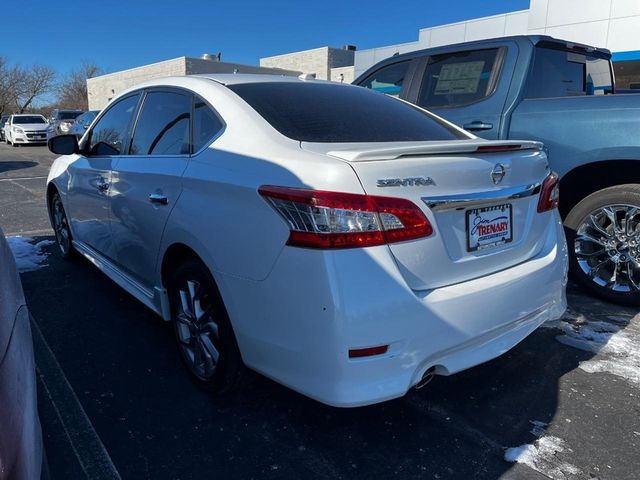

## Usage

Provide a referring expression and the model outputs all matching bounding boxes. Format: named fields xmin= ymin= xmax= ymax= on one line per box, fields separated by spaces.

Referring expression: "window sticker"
xmin=434 ymin=61 xmax=485 ymax=95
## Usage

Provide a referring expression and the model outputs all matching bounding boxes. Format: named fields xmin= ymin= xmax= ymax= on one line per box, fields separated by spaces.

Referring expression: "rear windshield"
xmin=227 ymin=82 xmax=467 ymax=143
xmin=13 ymin=116 xmax=46 ymax=124
xmin=58 ymin=111 xmax=82 ymax=120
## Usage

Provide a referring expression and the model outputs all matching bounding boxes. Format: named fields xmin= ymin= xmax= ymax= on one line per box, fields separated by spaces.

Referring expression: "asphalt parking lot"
xmin=1 ymin=143 xmax=639 ymax=480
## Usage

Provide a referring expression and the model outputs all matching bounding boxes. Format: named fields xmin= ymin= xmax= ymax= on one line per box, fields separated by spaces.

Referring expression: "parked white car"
xmin=46 ymin=75 xmax=567 ymax=407
xmin=4 ymin=114 xmax=48 ymax=146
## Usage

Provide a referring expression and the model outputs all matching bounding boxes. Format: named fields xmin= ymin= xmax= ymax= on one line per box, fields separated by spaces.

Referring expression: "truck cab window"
xmin=358 ymin=61 xmax=410 ymax=97
xmin=418 ymin=49 xmax=500 ymax=108
xmin=526 ymin=47 xmax=613 ymax=98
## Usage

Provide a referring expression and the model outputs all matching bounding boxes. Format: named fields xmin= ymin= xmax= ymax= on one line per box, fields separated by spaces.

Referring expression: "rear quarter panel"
xmin=158 ymin=143 xmax=364 ymax=284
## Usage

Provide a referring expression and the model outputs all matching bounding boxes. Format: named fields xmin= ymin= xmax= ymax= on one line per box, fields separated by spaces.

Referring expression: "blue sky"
xmin=7 ymin=0 xmax=529 ymax=76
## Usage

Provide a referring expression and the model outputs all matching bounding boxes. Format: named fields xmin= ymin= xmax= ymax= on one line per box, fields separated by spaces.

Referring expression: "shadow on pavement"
xmin=0 ymin=161 xmax=38 ymax=173
xmin=20 ymin=237 xmax=635 ymax=479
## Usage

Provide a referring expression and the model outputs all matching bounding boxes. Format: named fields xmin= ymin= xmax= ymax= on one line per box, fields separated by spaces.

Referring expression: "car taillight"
xmin=476 ymin=144 xmax=522 ymax=153
xmin=258 ymin=185 xmax=433 ymax=249
xmin=537 ymin=172 xmax=560 ymax=213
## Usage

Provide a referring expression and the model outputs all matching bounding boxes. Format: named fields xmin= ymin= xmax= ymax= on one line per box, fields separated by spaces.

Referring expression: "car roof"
xmin=120 ymin=73 xmax=354 ymax=97
xmin=190 ymin=73 xmax=331 ymax=86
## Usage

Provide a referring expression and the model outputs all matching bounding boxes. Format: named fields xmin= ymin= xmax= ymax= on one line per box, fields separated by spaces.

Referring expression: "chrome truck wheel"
xmin=565 ymin=185 xmax=640 ymax=305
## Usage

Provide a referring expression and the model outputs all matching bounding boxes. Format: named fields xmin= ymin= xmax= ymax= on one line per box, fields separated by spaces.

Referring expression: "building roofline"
xmin=355 ymin=10 xmax=530 ymax=55
xmin=418 ymin=9 xmax=530 ymax=32
xmin=89 ymin=56 xmax=299 ymax=82
xmin=357 ymin=39 xmax=422 ymax=53
xmin=186 ymin=57 xmax=301 ymax=75
xmin=87 ymin=57 xmax=188 ymax=81
xmin=261 ymin=46 xmax=336 ymax=61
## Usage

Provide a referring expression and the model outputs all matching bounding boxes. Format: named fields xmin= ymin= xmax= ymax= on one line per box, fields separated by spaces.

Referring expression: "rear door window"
xmin=358 ymin=61 xmax=410 ymax=97
xmin=130 ymin=91 xmax=191 ymax=155
xmin=418 ymin=48 xmax=501 ymax=108
xmin=526 ymin=47 xmax=614 ymax=98
xmin=193 ymin=97 xmax=224 ymax=152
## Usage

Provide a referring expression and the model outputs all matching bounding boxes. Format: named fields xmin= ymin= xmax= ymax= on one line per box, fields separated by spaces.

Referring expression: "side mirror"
xmin=48 ymin=134 xmax=79 ymax=155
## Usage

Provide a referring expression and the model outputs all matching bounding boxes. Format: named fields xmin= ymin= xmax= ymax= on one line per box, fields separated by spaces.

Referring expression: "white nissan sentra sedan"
xmin=46 ymin=74 xmax=567 ymax=407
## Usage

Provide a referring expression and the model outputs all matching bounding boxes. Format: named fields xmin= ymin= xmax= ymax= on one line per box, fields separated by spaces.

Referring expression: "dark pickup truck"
xmin=356 ymin=35 xmax=640 ymax=305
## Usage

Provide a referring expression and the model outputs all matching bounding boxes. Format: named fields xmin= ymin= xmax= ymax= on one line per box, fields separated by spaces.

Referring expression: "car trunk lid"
xmin=302 ymin=140 xmax=553 ymax=290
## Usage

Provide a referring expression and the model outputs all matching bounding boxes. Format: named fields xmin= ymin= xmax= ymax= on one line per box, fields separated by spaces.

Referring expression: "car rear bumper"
xmin=223 ymin=212 xmax=568 ymax=407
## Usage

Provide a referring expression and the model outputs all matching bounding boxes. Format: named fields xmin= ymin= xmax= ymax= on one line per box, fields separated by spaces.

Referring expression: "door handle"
xmin=149 ymin=193 xmax=168 ymax=205
xmin=463 ymin=121 xmax=494 ymax=131
xmin=96 ymin=179 xmax=109 ymax=192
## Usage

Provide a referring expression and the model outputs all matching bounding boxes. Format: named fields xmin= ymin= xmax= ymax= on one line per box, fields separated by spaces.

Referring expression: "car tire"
xmin=169 ymin=259 xmax=244 ymax=394
xmin=49 ymin=192 xmax=76 ymax=260
xmin=564 ymin=184 xmax=640 ymax=306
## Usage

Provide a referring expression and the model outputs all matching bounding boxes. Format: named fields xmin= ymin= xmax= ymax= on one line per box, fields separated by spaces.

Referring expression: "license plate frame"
xmin=465 ymin=203 xmax=513 ymax=252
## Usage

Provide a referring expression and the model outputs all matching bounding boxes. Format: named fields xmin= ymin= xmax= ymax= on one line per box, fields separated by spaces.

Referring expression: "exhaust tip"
xmin=414 ymin=367 xmax=436 ymax=390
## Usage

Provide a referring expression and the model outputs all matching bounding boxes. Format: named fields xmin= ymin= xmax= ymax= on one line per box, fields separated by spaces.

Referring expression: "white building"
xmin=354 ymin=0 xmax=640 ymax=87
xmin=87 ymin=56 xmax=300 ymax=110
xmin=260 ymin=46 xmax=356 ymax=82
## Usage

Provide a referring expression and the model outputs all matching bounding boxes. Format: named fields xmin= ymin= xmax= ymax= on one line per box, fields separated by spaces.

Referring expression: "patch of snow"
xmin=6 ymin=236 xmax=54 ymax=272
xmin=504 ymin=436 xmax=582 ymax=479
xmin=546 ymin=305 xmax=640 ymax=387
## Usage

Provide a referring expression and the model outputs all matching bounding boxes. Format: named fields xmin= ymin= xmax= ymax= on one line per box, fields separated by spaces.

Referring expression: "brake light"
xmin=476 ymin=144 xmax=522 ymax=153
xmin=537 ymin=172 xmax=560 ymax=213
xmin=258 ymin=186 xmax=433 ymax=249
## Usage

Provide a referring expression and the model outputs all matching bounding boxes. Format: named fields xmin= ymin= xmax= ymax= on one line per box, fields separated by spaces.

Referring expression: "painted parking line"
xmin=5 ymin=229 xmax=54 ymax=237
xmin=30 ymin=316 xmax=121 ymax=480
xmin=0 ymin=176 xmax=48 ymax=182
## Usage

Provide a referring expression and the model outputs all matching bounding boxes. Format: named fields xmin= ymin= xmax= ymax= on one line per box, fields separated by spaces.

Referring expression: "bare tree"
xmin=57 ymin=62 xmax=102 ymax=111
xmin=0 ymin=59 xmax=57 ymax=115
xmin=0 ymin=58 xmax=20 ymax=116
xmin=13 ymin=65 xmax=56 ymax=113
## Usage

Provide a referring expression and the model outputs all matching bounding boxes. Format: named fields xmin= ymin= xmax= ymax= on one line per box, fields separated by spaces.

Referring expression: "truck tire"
xmin=564 ymin=184 xmax=640 ymax=306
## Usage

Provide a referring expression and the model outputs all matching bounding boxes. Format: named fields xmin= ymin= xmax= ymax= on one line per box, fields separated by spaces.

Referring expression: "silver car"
xmin=46 ymin=109 xmax=83 ymax=139
xmin=69 ymin=110 xmax=99 ymax=140
xmin=0 ymin=229 xmax=43 ymax=479
xmin=0 ymin=116 xmax=9 ymax=141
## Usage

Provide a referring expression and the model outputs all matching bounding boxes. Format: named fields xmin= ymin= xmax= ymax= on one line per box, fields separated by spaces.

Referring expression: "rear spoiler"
xmin=317 ymin=140 xmax=544 ymax=162
xmin=536 ymin=39 xmax=611 ymax=60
